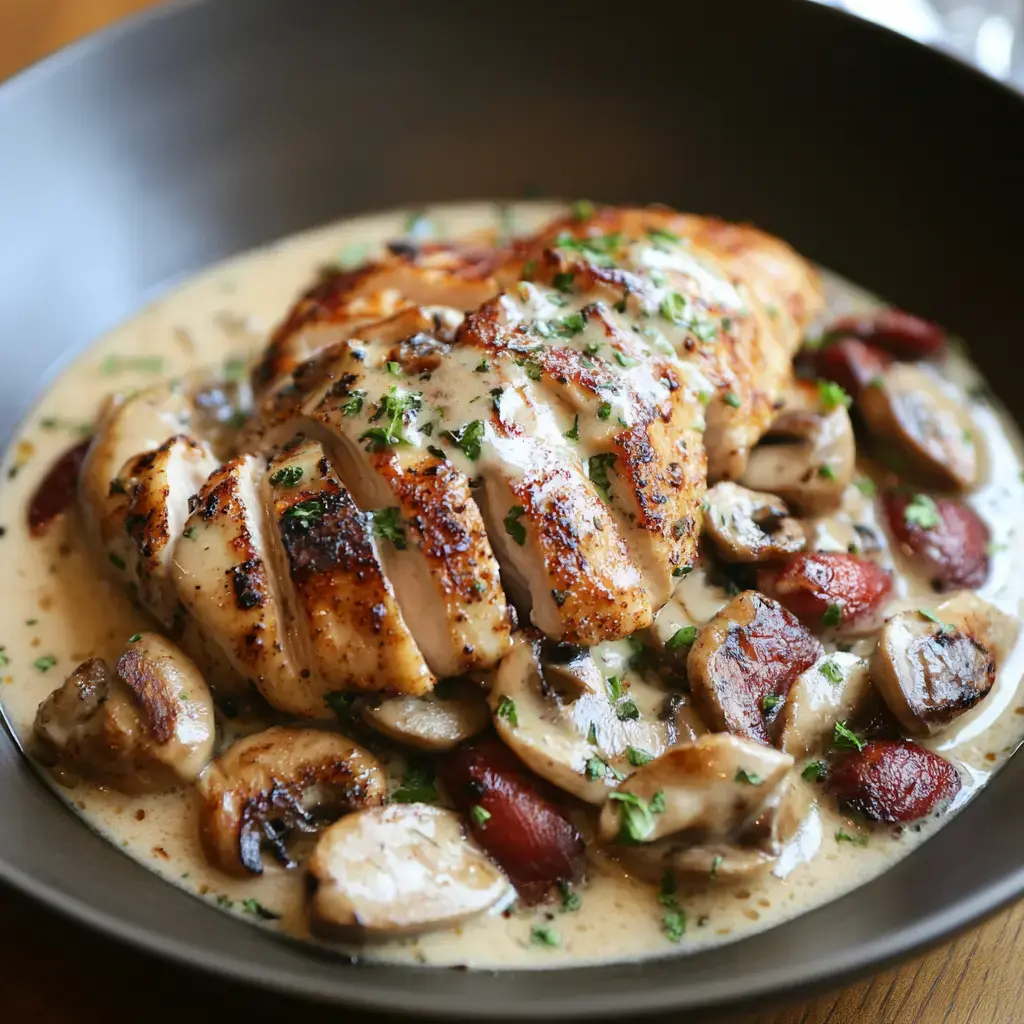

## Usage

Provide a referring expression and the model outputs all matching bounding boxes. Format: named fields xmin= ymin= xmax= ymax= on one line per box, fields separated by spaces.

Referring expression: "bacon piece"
xmin=826 ymin=739 xmax=961 ymax=823
xmin=757 ymin=552 xmax=893 ymax=633
xmin=440 ymin=737 xmax=584 ymax=903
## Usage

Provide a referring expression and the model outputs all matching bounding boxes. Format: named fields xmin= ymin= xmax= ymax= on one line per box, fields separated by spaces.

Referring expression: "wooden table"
xmin=2 ymin=3 xmax=1022 ymax=1021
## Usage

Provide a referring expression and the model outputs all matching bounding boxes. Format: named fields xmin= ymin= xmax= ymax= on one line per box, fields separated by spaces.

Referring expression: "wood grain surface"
xmin=1 ymin=2 xmax=1022 ymax=1022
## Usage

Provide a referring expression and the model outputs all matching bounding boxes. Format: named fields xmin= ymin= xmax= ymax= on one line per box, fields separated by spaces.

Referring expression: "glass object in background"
xmin=809 ymin=0 xmax=1024 ymax=86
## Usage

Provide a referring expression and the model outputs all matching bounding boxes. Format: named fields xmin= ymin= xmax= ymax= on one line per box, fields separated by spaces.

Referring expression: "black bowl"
xmin=2 ymin=0 xmax=1023 ymax=1017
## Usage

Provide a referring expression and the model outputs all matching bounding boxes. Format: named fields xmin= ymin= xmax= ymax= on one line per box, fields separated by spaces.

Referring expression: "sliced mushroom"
xmin=858 ymin=363 xmax=980 ymax=490
xmin=597 ymin=734 xmax=794 ymax=844
xmin=740 ymin=380 xmax=855 ymax=515
xmin=489 ymin=634 xmax=702 ymax=803
xmin=359 ymin=681 xmax=491 ymax=752
xmin=307 ymin=804 xmax=511 ymax=938
xmin=702 ymin=482 xmax=805 ymax=563
xmin=871 ymin=607 xmax=998 ymax=737
xmin=687 ymin=591 xmax=823 ymax=744
xmin=33 ymin=632 xmax=214 ymax=794
xmin=774 ymin=652 xmax=871 ymax=757
xmin=197 ymin=726 xmax=385 ymax=876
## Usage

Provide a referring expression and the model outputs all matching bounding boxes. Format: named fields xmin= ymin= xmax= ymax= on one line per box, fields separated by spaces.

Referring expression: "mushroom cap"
xmin=489 ymin=634 xmax=700 ymax=803
xmin=197 ymin=725 xmax=385 ymax=876
xmin=307 ymin=804 xmax=511 ymax=937
xmin=703 ymin=482 xmax=806 ymax=563
xmin=359 ymin=682 xmax=491 ymax=752
xmin=32 ymin=631 xmax=215 ymax=794
xmin=774 ymin=651 xmax=871 ymax=757
xmin=859 ymin=363 xmax=980 ymax=490
xmin=597 ymin=733 xmax=794 ymax=844
xmin=871 ymin=608 xmax=997 ymax=737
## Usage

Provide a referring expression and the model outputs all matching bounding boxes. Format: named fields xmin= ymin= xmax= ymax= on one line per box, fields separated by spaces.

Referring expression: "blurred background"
xmin=2 ymin=0 xmax=1024 ymax=88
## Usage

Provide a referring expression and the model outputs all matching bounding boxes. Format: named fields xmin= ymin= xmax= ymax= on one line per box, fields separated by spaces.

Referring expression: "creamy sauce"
xmin=2 ymin=201 xmax=1024 ymax=969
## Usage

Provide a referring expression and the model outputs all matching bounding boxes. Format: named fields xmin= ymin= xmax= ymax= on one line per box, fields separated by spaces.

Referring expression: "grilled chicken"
xmin=78 ymin=204 xmax=822 ymax=712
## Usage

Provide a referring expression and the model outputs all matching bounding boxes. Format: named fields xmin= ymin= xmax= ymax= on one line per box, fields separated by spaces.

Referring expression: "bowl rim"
xmin=3 ymin=0 xmax=1024 ymax=1017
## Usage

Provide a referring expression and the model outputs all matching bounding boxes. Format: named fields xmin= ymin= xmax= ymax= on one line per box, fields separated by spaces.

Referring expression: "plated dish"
xmin=2 ymin=199 xmax=1023 ymax=969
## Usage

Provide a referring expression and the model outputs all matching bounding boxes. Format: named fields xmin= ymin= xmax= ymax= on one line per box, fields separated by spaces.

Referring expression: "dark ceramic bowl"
xmin=2 ymin=0 xmax=1023 ymax=1017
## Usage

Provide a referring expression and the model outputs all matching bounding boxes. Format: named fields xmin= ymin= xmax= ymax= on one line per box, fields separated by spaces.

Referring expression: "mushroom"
xmin=773 ymin=652 xmax=871 ymax=757
xmin=197 ymin=725 xmax=385 ymax=876
xmin=702 ymin=482 xmax=806 ymax=563
xmin=740 ymin=380 xmax=855 ymax=515
xmin=871 ymin=600 xmax=1010 ymax=737
xmin=687 ymin=591 xmax=823 ymax=744
xmin=33 ymin=631 xmax=214 ymax=794
xmin=359 ymin=681 xmax=491 ymax=752
xmin=489 ymin=635 xmax=703 ymax=803
xmin=597 ymin=734 xmax=804 ymax=882
xmin=858 ymin=363 xmax=980 ymax=490
xmin=307 ymin=804 xmax=511 ymax=938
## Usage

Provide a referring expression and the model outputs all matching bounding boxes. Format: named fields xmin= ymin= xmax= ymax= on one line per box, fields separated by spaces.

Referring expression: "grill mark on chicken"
xmin=116 ymin=648 xmax=179 ymax=744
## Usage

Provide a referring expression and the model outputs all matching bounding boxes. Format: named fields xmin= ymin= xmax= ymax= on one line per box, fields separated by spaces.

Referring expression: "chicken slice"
xmin=264 ymin=436 xmax=434 ymax=696
xmin=171 ymin=454 xmax=312 ymax=716
xmin=252 ymin=239 xmax=506 ymax=399
xmin=460 ymin=273 xmax=706 ymax=610
xmin=79 ymin=383 xmax=197 ymax=554
xmin=106 ymin=436 xmax=218 ymax=627
xmin=521 ymin=207 xmax=824 ymax=480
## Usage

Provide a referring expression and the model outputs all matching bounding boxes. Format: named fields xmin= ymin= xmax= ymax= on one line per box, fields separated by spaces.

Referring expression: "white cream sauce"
xmin=1 ymin=201 xmax=1024 ymax=969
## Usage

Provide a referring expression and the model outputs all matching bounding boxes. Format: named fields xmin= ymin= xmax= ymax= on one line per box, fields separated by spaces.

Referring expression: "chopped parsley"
xmin=369 ymin=507 xmax=407 ymax=549
xmin=734 ymin=768 xmax=764 ymax=785
xmin=616 ymin=699 xmax=640 ymax=722
xmin=283 ymin=499 xmax=323 ymax=528
xmin=647 ymin=227 xmax=681 ymax=246
xmin=605 ymin=675 xmax=623 ymax=701
xmin=660 ymin=291 xmax=689 ymax=325
xmin=588 ymin=452 xmax=617 ymax=501
xmin=553 ymin=271 xmax=575 ymax=293
xmin=108 ymin=552 xmax=126 ymax=571
xmin=904 ymin=493 xmax=941 ymax=530
xmin=835 ymin=829 xmax=868 ymax=847
xmin=324 ymin=691 xmax=356 ymax=719
xmin=523 ymin=360 xmax=543 ymax=381
xmin=100 ymin=354 xmax=164 ymax=375
xmin=504 ymin=505 xmax=527 ymax=546
xmin=443 ymin=420 xmax=485 ymax=461
xmin=802 ymin=759 xmax=828 ymax=782
xmin=820 ymin=660 xmax=844 ymax=684
xmin=34 ymin=655 xmax=57 ymax=672
xmin=390 ymin=760 xmax=439 ymax=804
xmin=340 ymin=389 xmax=366 ymax=417
xmin=427 ymin=445 xmax=447 ymax=460
xmin=475 ymin=358 xmax=490 ymax=373
xmin=563 ymin=414 xmax=580 ymax=442
xmin=608 ymin=790 xmax=658 ymax=843
xmin=723 ymin=391 xmax=742 ymax=409
xmin=0 ymin=649 xmax=8 ymax=667
xmin=558 ymin=881 xmax=582 ymax=912
xmin=666 ymin=625 xmax=698 ymax=651
xmin=128 ymin=633 xmax=142 ymax=643
xmin=855 ymin=477 xmax=877 ymax=497
xmin=672 ymin=564 xmax=694 ymax=578
xmin=571 ymin=199 xmax=595 ymax=222
xmin=817 ymin=379 xmax=852 ymax=411
xmin=496 ymin=695 xmax=519 ymax=727
xmin=470 ymin=805 xmax=492 ymax=827
xmin=531 ymin=924 xmax=561 ymax=948
xmin=918 ymin=608 xmax=954 ymax=632
xmin=241 ymin=898 xmax=281 ymax=920
xmin=626 ymin=746 xmax=654 ymax=767
xmin=833 ymin=720 xmax=865 ymax=752
xmin=613 ymin=350 xmax=638 ymax=368
xmin=597 ymin=401 xmax=612 ymax=420
xmin=761 ymin=694 xmax=782 ymax=713
xmin=659 ymin=872 xmax=686 ymax=942
xmin=818 ymin=464 xmax=837 ymax=480
xmin=269 ymin=466 xmax=303 ymax=488
xmin=553 ymin=231 xmax=622 ymax=266
xmin=822 ymin=603 xmax=843 ymax=628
